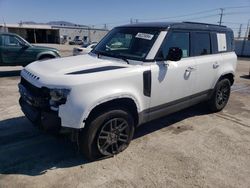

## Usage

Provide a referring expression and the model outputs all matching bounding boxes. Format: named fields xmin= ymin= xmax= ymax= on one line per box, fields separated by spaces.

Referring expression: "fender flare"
xmin=213 ymin=71 xmax=235 ymax=88
xmin=82 ymin=94 xmax=141 ymax=124
xmin=36 ymin=51 xmax=58 ymax=60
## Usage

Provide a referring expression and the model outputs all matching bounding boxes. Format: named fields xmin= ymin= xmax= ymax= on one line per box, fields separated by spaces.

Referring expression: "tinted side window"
xmin=2 ymin=35 xmax=22 ymax=46
xmin=194 ymin=33 xmax=211 ymax=56
xmin=210 ymin=32 xmax=218 ymax=54
xmin=159 ymin=32 xmax=190 ymax=58
xmin=211 ymin=32 xmax=233 ymax=53
xmin=226 ymin=32 xmax=234 ymax=52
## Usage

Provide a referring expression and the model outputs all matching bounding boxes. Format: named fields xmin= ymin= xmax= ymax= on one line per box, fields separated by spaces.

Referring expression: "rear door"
xmin=192 ymin=31 xmax=222 ymax=93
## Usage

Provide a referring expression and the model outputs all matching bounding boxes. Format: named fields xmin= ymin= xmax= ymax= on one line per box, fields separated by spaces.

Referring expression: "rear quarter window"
xmin=217 ymin=33 xmax=227 ymax=52
xmin=211 ymin=32 xmax=234 ymax=53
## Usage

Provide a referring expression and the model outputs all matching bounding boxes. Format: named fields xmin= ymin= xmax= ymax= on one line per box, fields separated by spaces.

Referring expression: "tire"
xmin=78 ymin=108 xmax=135 ymax=161
xmin=208 ymin=79 xmax=231 ymax=112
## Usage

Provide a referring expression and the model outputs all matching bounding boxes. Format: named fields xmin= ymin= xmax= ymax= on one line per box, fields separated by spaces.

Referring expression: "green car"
xmin=0 ymin=32 xmax=60 ymax=66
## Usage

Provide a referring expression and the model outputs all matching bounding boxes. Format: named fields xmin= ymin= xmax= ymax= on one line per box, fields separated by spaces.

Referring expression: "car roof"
xmin=117 ymin=22 xmax=232 ymax=32
xmin=0 ymin=32 xmax=20 ymax=36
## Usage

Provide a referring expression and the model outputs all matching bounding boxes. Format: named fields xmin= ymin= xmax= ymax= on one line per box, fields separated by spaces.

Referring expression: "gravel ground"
xmin=0 ymin=49 xmax=249 ymax=188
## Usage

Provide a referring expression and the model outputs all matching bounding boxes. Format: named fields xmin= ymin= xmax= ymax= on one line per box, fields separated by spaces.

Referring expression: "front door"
xmin=0 ymin=34 xmax=28 ymax=65
xmin=148 ymin=31 xmax=197 ymax=120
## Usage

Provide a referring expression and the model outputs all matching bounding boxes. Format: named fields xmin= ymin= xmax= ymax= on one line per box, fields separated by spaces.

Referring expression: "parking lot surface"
xmin=0 ymin=50 xmax=249 ymax=187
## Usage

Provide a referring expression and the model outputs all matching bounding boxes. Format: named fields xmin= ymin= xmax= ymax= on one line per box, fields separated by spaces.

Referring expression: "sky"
xmin=0 ymin=0 xmax=250 ymax=37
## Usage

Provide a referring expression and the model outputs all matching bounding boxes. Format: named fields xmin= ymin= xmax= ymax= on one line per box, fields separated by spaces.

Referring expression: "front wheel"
xmin=208 ymin=79 xmax=231 ymax=112
xmin=78 ymin=109 xmax=135 ymax=160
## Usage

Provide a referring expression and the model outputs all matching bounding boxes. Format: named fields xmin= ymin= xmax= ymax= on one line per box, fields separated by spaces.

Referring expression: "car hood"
xmin=26 ymin=54 xmax=129 ymax=74
xmin=22 ymin=54 xmax=137 ymax=87
xmin=31 ymin=45 xmax=58 ymax=52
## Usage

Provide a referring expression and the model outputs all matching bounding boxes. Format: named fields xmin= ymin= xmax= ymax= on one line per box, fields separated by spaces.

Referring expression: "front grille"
xmin=20 ymin=77 xmax=51 ymax=109
xmin=20 ymin=77 xmax=49 ymax=98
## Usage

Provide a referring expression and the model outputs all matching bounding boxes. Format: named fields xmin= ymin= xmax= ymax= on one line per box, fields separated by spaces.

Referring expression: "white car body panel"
xmin=19 ymin=23 xmax=237 ymax=131
xmin=150 ymin=57 xmax=197 ymax=108
xmin=22 ymin=54 xmax=151 ymax=128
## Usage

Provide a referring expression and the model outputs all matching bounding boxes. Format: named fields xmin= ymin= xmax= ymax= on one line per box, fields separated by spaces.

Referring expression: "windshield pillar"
xmin=146 ymin=31 xmax=168 ymax=60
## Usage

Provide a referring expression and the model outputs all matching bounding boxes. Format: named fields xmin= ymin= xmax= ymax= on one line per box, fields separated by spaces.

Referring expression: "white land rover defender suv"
xmin=19 ymin=22 xmax=237 ymax=160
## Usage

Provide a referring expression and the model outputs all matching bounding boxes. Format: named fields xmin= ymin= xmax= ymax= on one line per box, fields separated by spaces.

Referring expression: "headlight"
xmin=50 ymin=88 xmax=70 ymax=102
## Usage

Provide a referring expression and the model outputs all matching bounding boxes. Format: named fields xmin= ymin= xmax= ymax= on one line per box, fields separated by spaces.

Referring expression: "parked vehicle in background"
xmin=69 ymin=39 xmax=83 ymax=45
xmin=73 ymin=42 xmax=97 ymax=56
xmin=18 ymin=22 xmax=237 ymax=160
xmin=0 ymin=32 xmax=60 ymax=66
xmin=69 ymin=36 xmax=84 ymax=45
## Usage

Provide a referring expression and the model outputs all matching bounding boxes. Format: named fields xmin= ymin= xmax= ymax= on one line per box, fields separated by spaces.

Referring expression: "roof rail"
xmin=183 ymin=21 xmax=227 ymax=28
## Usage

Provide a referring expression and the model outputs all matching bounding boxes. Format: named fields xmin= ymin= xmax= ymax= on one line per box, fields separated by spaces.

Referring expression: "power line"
xmin=223 ymin=21 xmax=244 ymax=25
xmin=138 ymin=8 xmax=219 ymax=21
xmin=222 ymin=5 xmax=250 ymax=9
xmin=224 ymin=11 xmax=250 ymax=15
xmin=88 ymin=5 xmax=250 ymax=28
xmin=179 ymin=14 xmax=219 ymax=21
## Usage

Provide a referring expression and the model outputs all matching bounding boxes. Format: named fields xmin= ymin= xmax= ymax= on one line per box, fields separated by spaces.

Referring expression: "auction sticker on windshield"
xmin=135 ymin=33 xmax=154 ymax=40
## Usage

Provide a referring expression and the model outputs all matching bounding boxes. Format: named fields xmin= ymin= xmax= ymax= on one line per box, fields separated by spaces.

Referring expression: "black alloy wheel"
xmin=208 ymin=79 xmax=231 ymax=112
xmin=216 ymin=81 xmax=230 ymax=108
xmin=97 ymin=118 xmax=130 ymax=155
xmin=78 ymin=108 xmax=134 ymax=160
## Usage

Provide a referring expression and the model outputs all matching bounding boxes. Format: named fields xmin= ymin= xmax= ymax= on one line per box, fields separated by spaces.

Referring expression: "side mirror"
xmin=167 ymin=47 xmax=182 ymax=61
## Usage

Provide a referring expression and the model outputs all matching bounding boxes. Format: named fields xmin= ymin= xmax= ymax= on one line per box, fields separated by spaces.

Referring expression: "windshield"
xmin=93 ymin=27 xmax=160 ymax=61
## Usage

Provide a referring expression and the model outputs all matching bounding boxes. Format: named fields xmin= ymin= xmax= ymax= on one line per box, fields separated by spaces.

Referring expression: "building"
xmin=0 ymin=23 xmax=109 ymax=44
xmin=52 ymin=25 xmax=108 ymax=44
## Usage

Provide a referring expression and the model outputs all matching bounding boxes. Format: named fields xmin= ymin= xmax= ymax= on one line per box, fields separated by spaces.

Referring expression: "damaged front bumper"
xmin=18 ymin=78 xmax=62 ymax=132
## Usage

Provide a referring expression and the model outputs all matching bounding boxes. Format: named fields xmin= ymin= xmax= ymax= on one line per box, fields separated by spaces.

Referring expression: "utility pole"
xmin=104 ymin=24 xmax=107 ymax=30
xmin=88 ymin=26 xmax=91 ymax=44
xmin=219 ymin=8 xmax=224 ymax=25
xmin=2 ymin=17 xmax=7 ymax=32
xmin=238 ymin=24 xmax=242 ymax=39
xmin=246 ymin=19 xmax=250 ymax=40
xmin=130 ymin=18 xmax=133 ymax=24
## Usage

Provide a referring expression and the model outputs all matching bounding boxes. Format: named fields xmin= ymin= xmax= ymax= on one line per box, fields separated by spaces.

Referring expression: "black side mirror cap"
xmin=167 ymin=47 xmax=182 ymax=61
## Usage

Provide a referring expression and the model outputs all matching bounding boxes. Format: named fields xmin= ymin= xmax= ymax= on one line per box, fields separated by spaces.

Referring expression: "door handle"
xmin=213 ymin=62 xmax=220 ymax=69
xmin=186 ymin=67 xmax=196 ymax=72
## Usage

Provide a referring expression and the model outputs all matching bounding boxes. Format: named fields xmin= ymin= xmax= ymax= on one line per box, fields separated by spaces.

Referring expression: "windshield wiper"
xmin=94 ymin=50 xmax=129 ymax=64
xmin=119 ymin=57 xmax=129 ymax=64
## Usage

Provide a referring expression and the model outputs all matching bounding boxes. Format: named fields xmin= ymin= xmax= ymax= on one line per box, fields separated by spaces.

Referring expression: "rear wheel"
xmin=79 ymin=108 xmax=134 ymax=160
xmin=208 ymin=79 xmax=231 ymax=112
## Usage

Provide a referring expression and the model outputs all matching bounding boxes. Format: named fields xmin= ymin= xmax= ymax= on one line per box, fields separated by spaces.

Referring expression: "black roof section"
xmin=117 ymin=22 xmax=232 ymax=32
xmin=0 ymin=32 xmax=20 ymax=36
